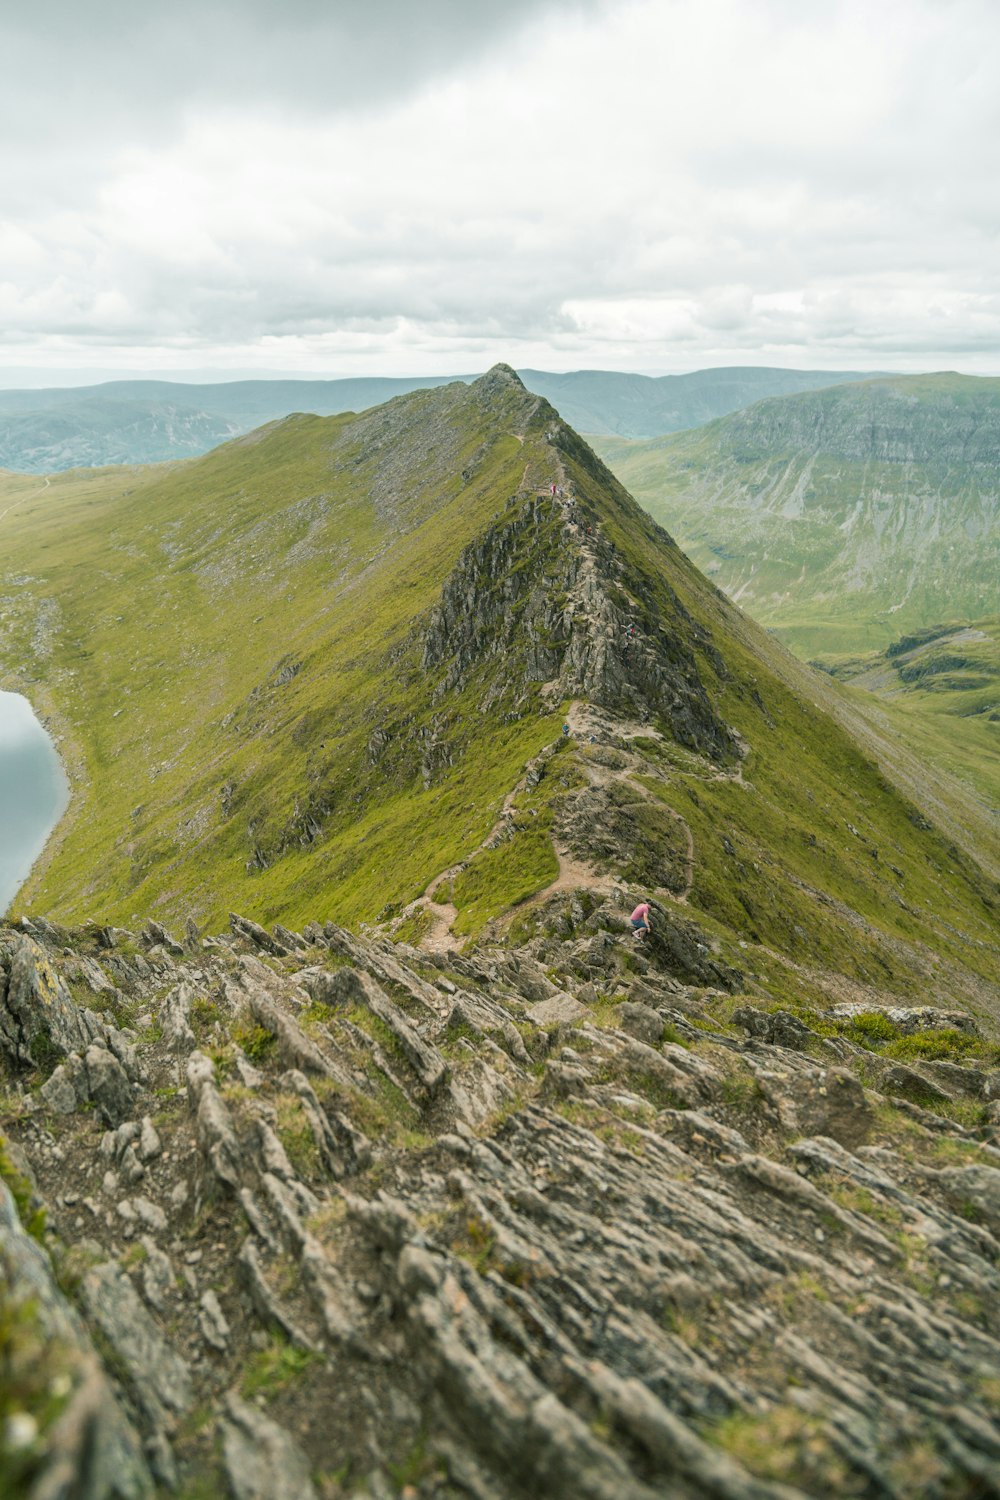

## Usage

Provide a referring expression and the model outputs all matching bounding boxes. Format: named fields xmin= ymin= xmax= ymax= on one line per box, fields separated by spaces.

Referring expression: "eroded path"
xmin=403 ymin=696 xmax=699 ymax=954
xmin=0 ymin=474 xmax=50 ymax=526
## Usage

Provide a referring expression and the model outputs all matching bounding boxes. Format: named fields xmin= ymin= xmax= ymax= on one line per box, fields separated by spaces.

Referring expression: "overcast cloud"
xmin=2 ymin=0 xmax=999 ymax=380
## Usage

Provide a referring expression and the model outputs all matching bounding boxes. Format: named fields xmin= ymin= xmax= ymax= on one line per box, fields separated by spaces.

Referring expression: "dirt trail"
xmin=0 ymin=475 xmax=50 ymax=525
xmin=401 ymin=480 xmax=708 ymax=952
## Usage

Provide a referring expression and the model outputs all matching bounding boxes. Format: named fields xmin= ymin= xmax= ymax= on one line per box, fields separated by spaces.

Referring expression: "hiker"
xmin=562 ymin=722 xmax=571 ymax=737
xmin=630 ymin=902 xmax=651 ymax=940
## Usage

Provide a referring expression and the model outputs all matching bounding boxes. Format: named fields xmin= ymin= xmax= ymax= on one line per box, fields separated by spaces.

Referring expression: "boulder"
xmin=617 ymin=1002 xmax=664 ymax=1045
xmin=795 ymin=1067 xmax=874 ymax=1148
xmin=83 ymin=1044 xmax=136 ymax=1127
xmin=221 ymin=1393 xmax=317 ymax=1500
xmin=732 ymin=1006 xmax=815 ymax=1050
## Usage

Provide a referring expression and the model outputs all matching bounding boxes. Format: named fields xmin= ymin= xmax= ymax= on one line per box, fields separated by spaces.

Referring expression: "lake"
xmin=0 ymin=691 xmax=69 ymax=915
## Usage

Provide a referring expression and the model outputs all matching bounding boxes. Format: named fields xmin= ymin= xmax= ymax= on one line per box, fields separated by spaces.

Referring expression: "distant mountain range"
xmin=597 ymin=373 xmax=1000 ymax=659
xmin=0 ymin=365 xmax=881 ymax=472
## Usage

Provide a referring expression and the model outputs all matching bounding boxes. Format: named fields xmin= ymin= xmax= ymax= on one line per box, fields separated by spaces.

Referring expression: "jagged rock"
xmin=732 ymin=1006 xmax=815 ymax=1049
xmin=233 ymin=968 xmax=345 ymax=1082
xmin=324 ymin=966 xmax=449 ymax=1095
xmin=163 ymin=981 xmax=196 ymax=1050
xmin=526 ymin=993 xmax=587 ymax=1025
xmin=199 ymin=1289 xmax=231 ymax=1353
xmin=934 ymin=1165 xmax=1000 ymax=1233
xmin=138 ymin=1116 xmax=162 ymax=1161
xmin=3 ymin=901 xmax=999 ymax=1498
xmin=273 ymin=923 xmax=307 ymax=954
xmin=82 ymin=1044 xmax=136 ymax=1126
xmin=617 ymin=1002 xmax=665 ymax=1044
xmin=0 ymin=1184 xmax=153 ymax=1498
xmin=229 ymin=912 xmax=287 ymax=956
xmin=132 ymin=1195 xmax=167 ymax=1234
xmin=39 ymin=1060 xmax=81 ymax=1114
xmin=141 ymin=919 xmax=184 ymax=956
xmin=768 ymin=1066 xmax=873 ymax=1147
xmin=221 ymin=1392 xmax=318 ymax=1500
xmin=878 ymin=1062 xmax=955 ymax=1104
xmin=919 ymin=1059 xmax=989 ymax=1098
xmin=139 ymin=1238 xmax=175 ymax=1313
xmin=0 ymin=934 xmax=92 ymax=1066
xmin=186 ymin=1051 xmax=244 ymax=1189
xmin=78 ymin=1260 xmax=193 ymax=1433
xmin=280 ymin=1069 xmax=370 ymax=1177
xmin=829 ymin=1002 xmax=979 ymax=1035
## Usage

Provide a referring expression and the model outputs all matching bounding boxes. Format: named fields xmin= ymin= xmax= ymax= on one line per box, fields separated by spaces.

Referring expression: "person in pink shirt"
xmin=630 ymin=902 xmax=651 ymax=940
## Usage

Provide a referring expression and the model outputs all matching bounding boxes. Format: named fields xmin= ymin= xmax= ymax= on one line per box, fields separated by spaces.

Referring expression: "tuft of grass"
xmin=240 ymin=1332 xmax=316 ymax=1401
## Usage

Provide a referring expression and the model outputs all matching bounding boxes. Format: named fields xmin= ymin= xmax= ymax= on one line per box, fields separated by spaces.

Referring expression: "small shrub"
xmin=231 ymin=1020 xmax=276 ymax=1063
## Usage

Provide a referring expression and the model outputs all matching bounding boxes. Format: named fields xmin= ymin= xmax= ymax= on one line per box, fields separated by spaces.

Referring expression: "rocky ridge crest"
xmin=2 ymin=895 xmax=999 ymax=1499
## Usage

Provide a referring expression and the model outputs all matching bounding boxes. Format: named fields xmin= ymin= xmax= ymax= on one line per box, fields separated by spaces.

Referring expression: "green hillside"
xmin=825 ymin=619 xmax=1000 ymax=811
xmin=596 ymin=373 xmax=1000 ymax=658
xmin=0 ymin=369 xmax=996 ymax=1018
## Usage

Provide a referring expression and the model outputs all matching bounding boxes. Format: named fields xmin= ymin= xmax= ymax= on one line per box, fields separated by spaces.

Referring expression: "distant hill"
xmin=825 ymin=619 xmax=1000 ymax=812
xmin=0 ymin=365 xmax=880 ymax=472
xmin=596 ymin=373 xmax=1000 ymax=658
xmin=520 ymin=365 xmax=880 ymax=438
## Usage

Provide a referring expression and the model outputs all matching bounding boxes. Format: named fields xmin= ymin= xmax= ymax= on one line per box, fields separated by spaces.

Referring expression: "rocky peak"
xmin=423 ymin=487 xmax=738 ymax=760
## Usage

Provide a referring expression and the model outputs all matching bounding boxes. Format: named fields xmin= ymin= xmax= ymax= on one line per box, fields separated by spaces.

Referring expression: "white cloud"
xmin=2 ymin=0 xmax=999 ymax=376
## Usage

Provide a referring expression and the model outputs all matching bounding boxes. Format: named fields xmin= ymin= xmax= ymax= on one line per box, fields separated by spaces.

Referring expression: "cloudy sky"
xmin=2 ymin=0 xmax=999 ymax=382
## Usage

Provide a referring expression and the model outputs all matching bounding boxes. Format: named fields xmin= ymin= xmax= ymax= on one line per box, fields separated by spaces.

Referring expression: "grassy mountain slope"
xmin=0 ymin=366 xmax=878 ymax=472
xmin=1 ymin=370 xmax=997 ymax=1025
xmin=824 ymin=619 xmax=1000 ymax=811
xmin=596 ymin=373 xmax=1000 ymax=658
xmin=0 ymin=376 xmax=459 ymax=473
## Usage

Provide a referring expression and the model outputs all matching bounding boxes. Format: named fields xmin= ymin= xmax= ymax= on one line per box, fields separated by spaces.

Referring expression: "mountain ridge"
xmin=1 ymin=367 xmax=1000 ymax=1498
xmin=0 ymin=365 xmax=886 ymax=473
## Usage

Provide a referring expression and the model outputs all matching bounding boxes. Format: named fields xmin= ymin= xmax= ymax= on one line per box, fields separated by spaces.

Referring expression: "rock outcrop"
xmin=2 ymin=906 xmax=999 ymax=1498
xmin=423 ymin=490 xmax=738 ymax=762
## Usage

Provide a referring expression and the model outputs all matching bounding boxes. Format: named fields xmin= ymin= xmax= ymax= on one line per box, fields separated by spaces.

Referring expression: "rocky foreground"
xmin=2 ymin=900 xmax=999 ymax=1499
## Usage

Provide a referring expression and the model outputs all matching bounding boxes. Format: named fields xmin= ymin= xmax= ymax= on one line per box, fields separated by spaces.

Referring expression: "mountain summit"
xmin=1 ymin=372 xmax=999 ymax=1496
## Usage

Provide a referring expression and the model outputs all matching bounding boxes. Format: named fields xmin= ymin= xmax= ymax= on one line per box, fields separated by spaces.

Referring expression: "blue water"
xmin=0 ymin=692 xmax=69 ymax=915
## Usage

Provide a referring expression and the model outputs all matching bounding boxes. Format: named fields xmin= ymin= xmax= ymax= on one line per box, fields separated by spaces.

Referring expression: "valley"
xmin=596 ymin=373 xmax=1000 ymax=659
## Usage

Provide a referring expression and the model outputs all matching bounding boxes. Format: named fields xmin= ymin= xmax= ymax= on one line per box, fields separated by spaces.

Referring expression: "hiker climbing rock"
xmin=630 ymin=901 xmax=651 ymax=941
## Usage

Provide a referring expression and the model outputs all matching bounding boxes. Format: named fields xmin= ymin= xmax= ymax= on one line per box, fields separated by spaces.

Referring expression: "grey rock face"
xmin=2 ymin=909 xmax=998 ymax=1498
xmin=422 ymin=492 xmax=739 ymax=761
xmin=82 ymin=1044 xmax=136 ymax=1127
xmin=0 ymin=934 xmax=92 ymax=1066
xmin=78 ymin=1262 xmax=193 ymax=1431
xmin=0 ymin=1184 xmax=152 ymax=1499
xmin=221 ymin=1393 xmax=317 ymax=1500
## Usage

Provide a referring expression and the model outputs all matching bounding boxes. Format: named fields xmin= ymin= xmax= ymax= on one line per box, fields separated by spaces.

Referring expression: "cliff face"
xmin=717 ymin=375 xmax=1000 ymax=468
xmin=1 ymin=909 xmax=999 ymax=1498
xmin=599 ymin=374 xmax=1000 ymax=658
xmin=422 ymin=491 xmax=738 ymax=761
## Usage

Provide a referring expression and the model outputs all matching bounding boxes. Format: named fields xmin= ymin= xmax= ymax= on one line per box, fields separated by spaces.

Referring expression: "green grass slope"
xmin=0 ymin=369 xmax=997 ymax=1016
xmin=596 ymin=373 xmax=1000 ymax=658
xmin=824 ymin=619 xmax=1000 ymax=812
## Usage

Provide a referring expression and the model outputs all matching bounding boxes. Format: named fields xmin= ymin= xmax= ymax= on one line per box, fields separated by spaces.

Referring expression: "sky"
xmin=2 ymin=0 xmax=999 ymax=384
